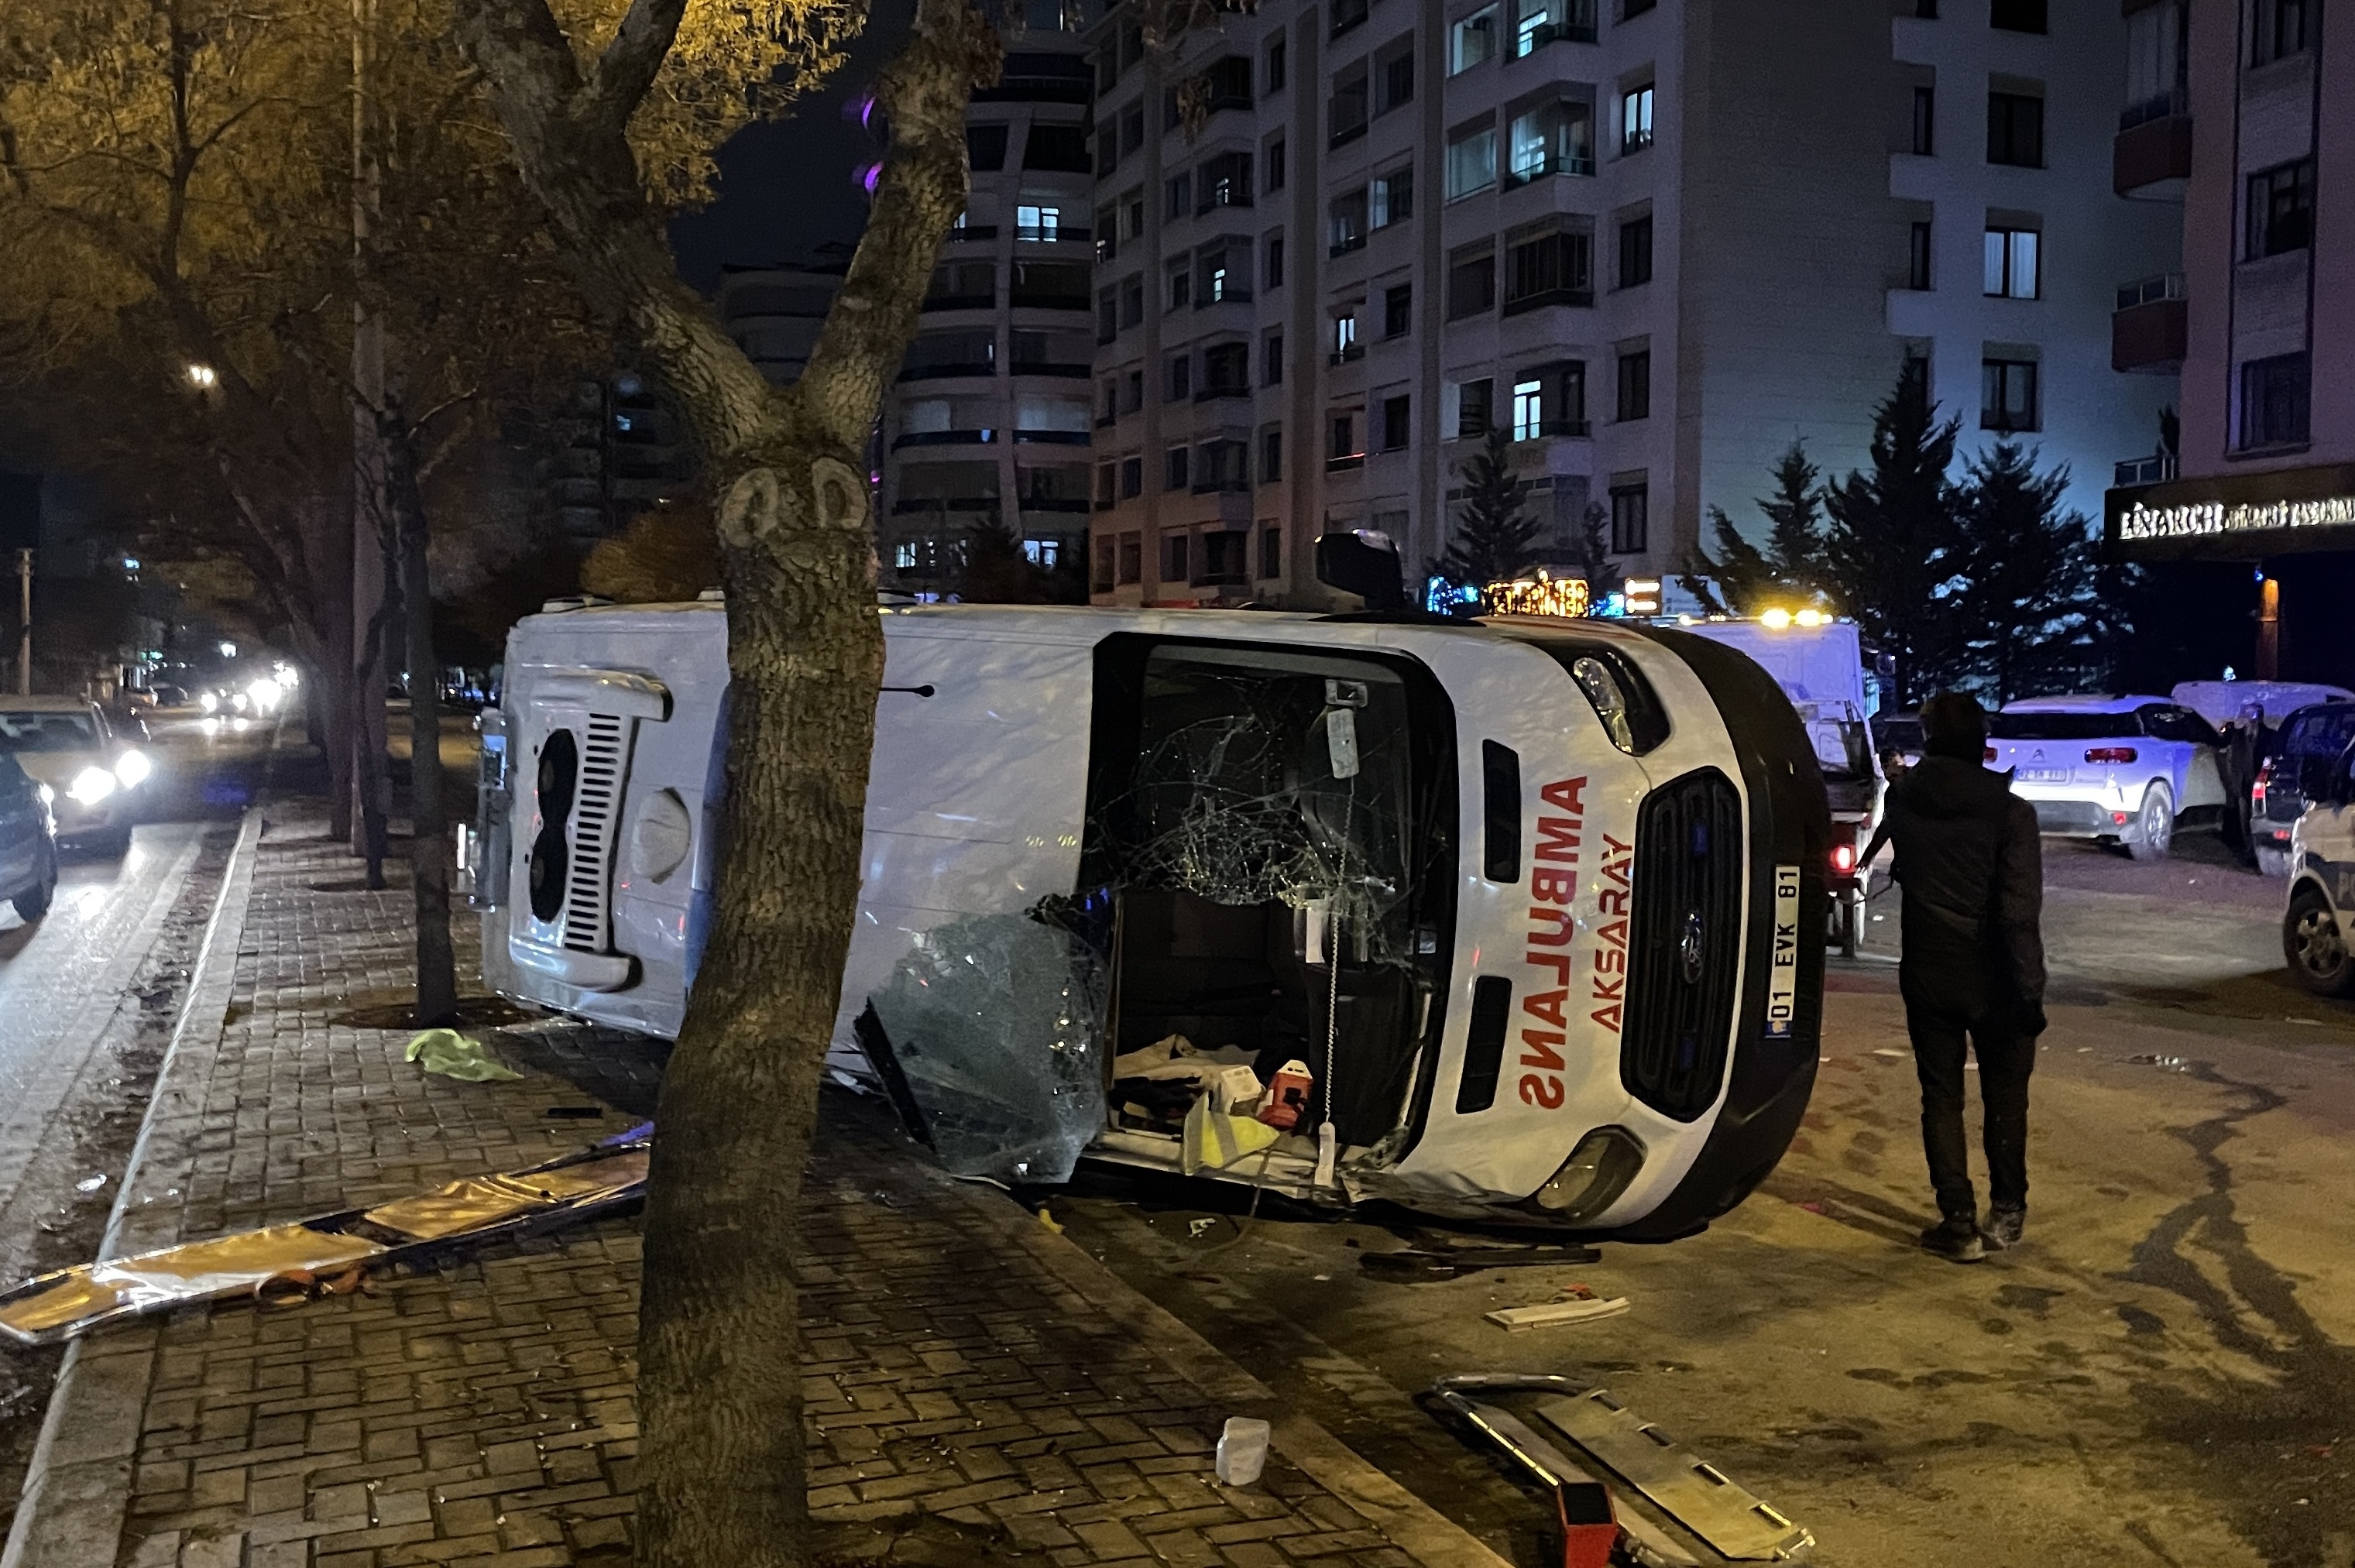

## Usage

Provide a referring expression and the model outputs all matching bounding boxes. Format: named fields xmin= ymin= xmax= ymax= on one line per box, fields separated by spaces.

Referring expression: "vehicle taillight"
xmin=1984 ymin=746 xmax=1997 ymax=763
xmin=1831 ymin=841 xmax=1858 ymax=875
xmin=2086 ymin=746 xmax=2138 ymax=764
xmin=2253 ymin=760 xmax=2272 ymax=808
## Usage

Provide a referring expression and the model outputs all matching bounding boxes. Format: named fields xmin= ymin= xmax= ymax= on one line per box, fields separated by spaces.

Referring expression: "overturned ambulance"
xmin=472 ymin=598 xmax=1828 ymax=1239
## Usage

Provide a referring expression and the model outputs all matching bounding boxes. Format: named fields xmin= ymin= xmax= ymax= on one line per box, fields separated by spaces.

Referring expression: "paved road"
xmin=1055 ymin=831 xmax=2355 ymax=1568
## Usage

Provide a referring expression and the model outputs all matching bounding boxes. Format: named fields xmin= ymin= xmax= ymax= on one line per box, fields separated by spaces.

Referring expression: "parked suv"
xmin=1987 ymin=695 xmax=2226 ymax=862
xmin=2283 ymin=742 xmax=2355 ymax=995
xmin=2254 ymin=702 xmax=2355 ymax=877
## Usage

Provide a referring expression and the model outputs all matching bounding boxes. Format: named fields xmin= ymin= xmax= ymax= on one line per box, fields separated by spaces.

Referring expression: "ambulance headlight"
xmin=1529 ymin=1127 xmax=1646 ymax=1223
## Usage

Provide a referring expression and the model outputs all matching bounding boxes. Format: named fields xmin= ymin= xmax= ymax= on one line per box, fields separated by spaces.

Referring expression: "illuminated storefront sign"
xmin=2120 ymin=493 xmax=2355 ymax=542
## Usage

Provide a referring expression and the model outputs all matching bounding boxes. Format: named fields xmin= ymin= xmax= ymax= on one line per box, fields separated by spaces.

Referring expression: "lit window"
xmin=1450 ymin=5 xmax=1496 ymax=72
xmin=1620 ymin=85 xmax=1654 ymax=153
xmin=1512 ymin=379 xmax=1543 ymax=441
xmin=1017 ymin=203 xmax=1062 ymax=239
xmin=1983 ymin=227 xmax=2039 ymax=299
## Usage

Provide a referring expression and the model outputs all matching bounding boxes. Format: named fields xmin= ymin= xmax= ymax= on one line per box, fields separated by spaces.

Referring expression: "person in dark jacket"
xmin=1870 ymin=691 xmax=2047 ymax=1262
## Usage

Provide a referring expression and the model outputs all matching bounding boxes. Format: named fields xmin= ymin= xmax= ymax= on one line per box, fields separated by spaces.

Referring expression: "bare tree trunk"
xmin=455 ymin=2 xmax=995 ymax=1563
xmin=390 ymin=431 xmax=458 ymax=1024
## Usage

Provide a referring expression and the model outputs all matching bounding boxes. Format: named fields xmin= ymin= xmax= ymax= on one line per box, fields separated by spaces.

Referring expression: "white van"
xmin=472 ymin=600 xmax=1829 ymax=1240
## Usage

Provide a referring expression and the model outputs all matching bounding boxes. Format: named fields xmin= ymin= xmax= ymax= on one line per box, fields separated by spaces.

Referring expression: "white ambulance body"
xmin=473 ymin=601 xmax=1828 ymax=1239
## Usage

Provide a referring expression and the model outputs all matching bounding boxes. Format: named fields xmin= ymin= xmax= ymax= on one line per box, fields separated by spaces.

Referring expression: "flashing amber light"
xmin=2086 ymin=746 xmax=2138 ymax=764
xmin=1759 ymin=607 xmax=1793 ymax=630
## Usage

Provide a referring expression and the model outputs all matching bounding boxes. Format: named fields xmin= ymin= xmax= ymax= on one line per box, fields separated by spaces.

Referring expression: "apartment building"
xmin=1084 ymin=0 xmax=2175 ymax=609
xmin=2106 ymin=0 xmax=2353 ymax=682
xmin=877 ymin=11 xmax=1100 ymax=595
xmin=716 ymin=248 xmax=848 ymax=386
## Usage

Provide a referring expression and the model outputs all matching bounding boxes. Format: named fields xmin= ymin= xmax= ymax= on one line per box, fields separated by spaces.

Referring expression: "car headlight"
xmin=114 ymin=749 xmax=153 ymax=787
xmin=1527 ymin=1127 xmax=1647 ymax=1223
xmin=199 ymin=691 xmax=219 ymax=713
xmin=69 ymin=766 xmax=118 ymax=805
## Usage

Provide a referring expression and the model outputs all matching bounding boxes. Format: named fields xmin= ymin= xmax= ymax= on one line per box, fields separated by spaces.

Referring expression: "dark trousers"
xmin=1903 ymin=997 xmax=2034 ymax=1220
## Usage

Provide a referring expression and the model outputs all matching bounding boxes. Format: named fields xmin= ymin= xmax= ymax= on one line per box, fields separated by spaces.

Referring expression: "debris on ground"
xmin=1361 ymin=1242 xmax=1602 ymax=1282
xmin=403 ymin=1028 xmax=524 ymax=1082
xmin=1214 ymin=1416 xmax=1270 ymax=1485
xmin=0 ymin=1129 xmax=650 ymax=1345
xmin=1486 ymin=1284 xmax=1632 ymax=1332
xmin=1430 ymin=1374 xmax=1810 ymax=1563
xmin=74 ymin=1175 xmax=105 ymax=1193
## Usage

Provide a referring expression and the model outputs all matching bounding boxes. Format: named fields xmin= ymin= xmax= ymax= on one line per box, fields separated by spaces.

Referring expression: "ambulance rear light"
xmin=1984 ymin=746 xmax=1996 ymax=763
xmin=1528 ymin=1127 xmax=1646 ymax=1223
xmin=1831 ymin=841 xmax=1857 ymax=875
xmin=2086 ymin=746 xmax=2137 ymax=764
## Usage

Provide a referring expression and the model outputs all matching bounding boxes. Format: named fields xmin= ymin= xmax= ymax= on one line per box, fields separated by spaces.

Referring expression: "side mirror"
xmin=1315 ymin=530 xmax=1406 ymax=612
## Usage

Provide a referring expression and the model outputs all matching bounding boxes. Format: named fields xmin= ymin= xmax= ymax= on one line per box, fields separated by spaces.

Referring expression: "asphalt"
xmin=1052 ymin=829 xmax=2355 ymax=1567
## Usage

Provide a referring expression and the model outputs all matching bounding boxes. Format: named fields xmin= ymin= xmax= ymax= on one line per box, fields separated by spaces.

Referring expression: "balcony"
xmin=891 ymin=496 xmax=1002 ymax=515
xmin=1013 ymin=428 xmax=1091 ymax=444
xmin=1009 ymin=288 xmax=1093 ymax=312
xmin=1195 ymin=383 xmax=1252 ymax=402
xmin=2114 ymin=94 xmax=2192 ymax=200
xmin=1009 ymin=359 xmax=1092 ymax=378
xmin=1016 ymin=222 xmax=1091 ymax=244
xmin=1327 ymin=343 xmax=1365 ymax=367
xmin=891 ymin=428 xmax=997 ymax=449
xmin=898 ymin=361 xmax=998 ymax=381
xmin=922 ymin=292 xmax=996 ymax=312
xmin=2113 ymin=274 xmax=2188 ymax=372
xmin=1502 ymin=152 xmax=1595 ymax=189
xmin=1514 ymin=418 xmax=1591 ymax=440
xmin=1501 ymin=286 xmax=1594 ymax=317
xmin=945 ymin=225 xmax=999 ymax=243
xmin=1018 ymin=496 xmax=1092 ymax=513
xmin=2113 ymin=453 xmax=2179 ymax=487
xmin=1326 ymin=453 xmax=1365 ymax=472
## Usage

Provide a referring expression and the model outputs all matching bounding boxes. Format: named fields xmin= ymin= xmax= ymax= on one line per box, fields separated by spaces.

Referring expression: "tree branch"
xmin=795 ymin=0 xmax=998 ymax=452
xmin=585 ymin=0 xmax=688 ymax=135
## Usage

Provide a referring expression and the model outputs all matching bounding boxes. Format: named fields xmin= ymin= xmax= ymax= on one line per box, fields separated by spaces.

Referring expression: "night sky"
xmin=667 ymin=4 xmax=912 ymax=293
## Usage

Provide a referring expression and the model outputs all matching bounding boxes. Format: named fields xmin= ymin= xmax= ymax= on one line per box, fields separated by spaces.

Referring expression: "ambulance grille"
xmin=1620 ymin=769 xmax=1743 ymax=1122
xmin=560 ymin=712 xmax=627 ymax=953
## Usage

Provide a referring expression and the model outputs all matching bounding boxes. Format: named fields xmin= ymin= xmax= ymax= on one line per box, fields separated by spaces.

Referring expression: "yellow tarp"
xmin=0 ymin=1226 xmax=386 ymax=1336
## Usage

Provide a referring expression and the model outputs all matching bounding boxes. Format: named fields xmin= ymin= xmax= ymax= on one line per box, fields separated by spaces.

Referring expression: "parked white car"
xmin=1986 ymin=695 xmax=2226 ymax=861
xmin=471 ymin=599 xmax=1832 ymax=1240
xmin=2283 ymin=754 xmax=2355 ymax=994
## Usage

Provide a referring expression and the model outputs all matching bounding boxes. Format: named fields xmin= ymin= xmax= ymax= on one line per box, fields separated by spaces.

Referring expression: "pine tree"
xmin=1432 ymin=426 xmax=1544 ymax=592
xmin=1572 ymin=501 xmax=1625 ymax=606
xmin=1677 ymin=442 xmax=1829 ymax=615
xmin=1820 ymin=369 xmax=1964 ymax=703
xmin=1952 ymin=443 xmax=2101 ymax=703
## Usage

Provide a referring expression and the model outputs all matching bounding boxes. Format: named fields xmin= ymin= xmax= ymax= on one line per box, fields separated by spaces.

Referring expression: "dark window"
xmin=1164 ymin=444 xmax=1190 ymax=490
xmin=1609 ymin=482 xmax=1648 ymax=553
xmin=966 ymin=124 xmax=1009 ymax=170
xmin=1120 ymin=275 xmax=1144 ymax=327
xmin=1622 ymin=0 xmax=1656 ymax=14
xmin=1166 ymin=172 xmax=1192 ymax=220
xmin=1120 ymin=101 xmax=1143 ymax=153
xmin=1616 ymin=214 xmax=1653 ymax=288
xmin=1261 ymin=520 xmax=1283 ymax=577
xmin=1096 ymin=125 xmax=1118 ymax=175
xmin=1448 ymin=249 xmax=1496 ymax=317
xmin=1382 ymin=393 xmax=1410 ymax=450
xmin=1330 ymin=66 xmax=1369 ymax=145
xmin=1117 ymin=530 xmax=1141 ymax=582
xmin=1458 ymin=378 xmax=1493 ymax=437
xmin=1196 ymin=527 xmax=1249 ymax=582
xmin=1379 ymin=49 xmax=1415 ymax=112
xmin=1097 ymin=288 xmax=1118 ymax=344
xmin=1267 ymin=37 xmax=1288 ymax=92
xmin=2247 ymin=160 xmax=2316 ymax=258
xmin=1266 ymin=235 xmax=1286 ymax=287
xmin=1164 ymin=530 xmax=1189 ymax=582
xmin=1124 ymin=368 xmax=1145 ymax=410
xmin=1986 ymin=91 xmax=2044 ymax=167
xmin=1329 ymin=412 xmax=1360 ymax=459
xmin=1329 ymin=188 xmax=1369 ymax=255
xmin=1332 ymin=0 xmax=1368 ymax=33
xmin=1455 ymin=976 xmax=1513 ymax=1113
xmin=1196 ymin=441 xmax=1250 ymax=494
xmin=1912 ymin=84 xmax=1935 ymax=155
xmin=1504 ymin=229 xmax=1592 ymax=310
xmin=1204 ymin=54 xmax=1253 ymax=109
xmin=1908 ymin=221 xmax=1934 ymax=289
xmin=2238 ymin=353 xmax=2310 ymax=448
xmin=1166 ymin=352 xmax=1192 ymax=400
xmin=1120 ymin=456 xmax=1142 ymax=497
xmin=1980 ymin=357 xmax=2038 ymax=432
xmin=1481 ymin=741 xmax=1522 ymax=881
xmin=1383 ymin=283 xmax=1413 ymax=337
xmin=1021 ymin=122 xmax=1091 ymax=171
xmin=1916 ymin=0 xmax=1938 ymax=14
xmin=1199 ymin=151 xmax=1253 ymax=211
xmin=1203 ymin=341 xmax=1249 ymax=394
xmin=1091 ymin=530 xmax=1115 ymax=588
xmin=1267 ymin=136 xmax=1287 ymax=191
xmin=2254 ymin=0 xmax=2308 ymax=62
xmin=1162 ymin=86 xmax=1182 ymax=130
xmin=1264 ymin=330 xmax=1285 ymax=385
xmin=1901 ymin=351 xmax=1930 ymax=397
xmin=1989 ymin=0 xmax=2045 ymax=32
xmin=1165 ymin=258 xmax=1190 ymax=311
xmin=1615 ymin=348 xmax=1650 ymax=421
xmin=1262 ymin=427 xmax=1284 ymax=482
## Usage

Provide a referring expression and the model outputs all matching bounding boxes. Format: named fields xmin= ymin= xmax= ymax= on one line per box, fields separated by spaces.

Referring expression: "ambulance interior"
xmin=1081 ymin=639 xmax=1455 ymax=1165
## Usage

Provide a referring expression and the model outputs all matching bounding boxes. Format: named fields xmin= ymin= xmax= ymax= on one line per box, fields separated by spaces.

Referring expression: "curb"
xmin=946 ymin=1179 xmax=1517 ymax=1568
xmin=2 ymin=808 xmax=266 ymax=1568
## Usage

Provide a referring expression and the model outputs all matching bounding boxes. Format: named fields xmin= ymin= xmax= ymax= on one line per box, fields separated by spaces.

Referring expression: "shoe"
xmin=1919 ymin=1216 xmax=1986 ymax=1264
xmin=1983 ymin=1206 xmax=2025 ymax=1251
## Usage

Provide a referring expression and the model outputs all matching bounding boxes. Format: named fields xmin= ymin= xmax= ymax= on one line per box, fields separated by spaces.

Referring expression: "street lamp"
xmin=185 ymin=363 xmax=217 ymax=389
xmin=218 ymin=641 xmax=237 ymax=658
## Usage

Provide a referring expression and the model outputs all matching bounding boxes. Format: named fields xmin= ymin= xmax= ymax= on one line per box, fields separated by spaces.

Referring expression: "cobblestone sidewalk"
xmin=6 ymin=811 xmax=1509 ymax=1568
